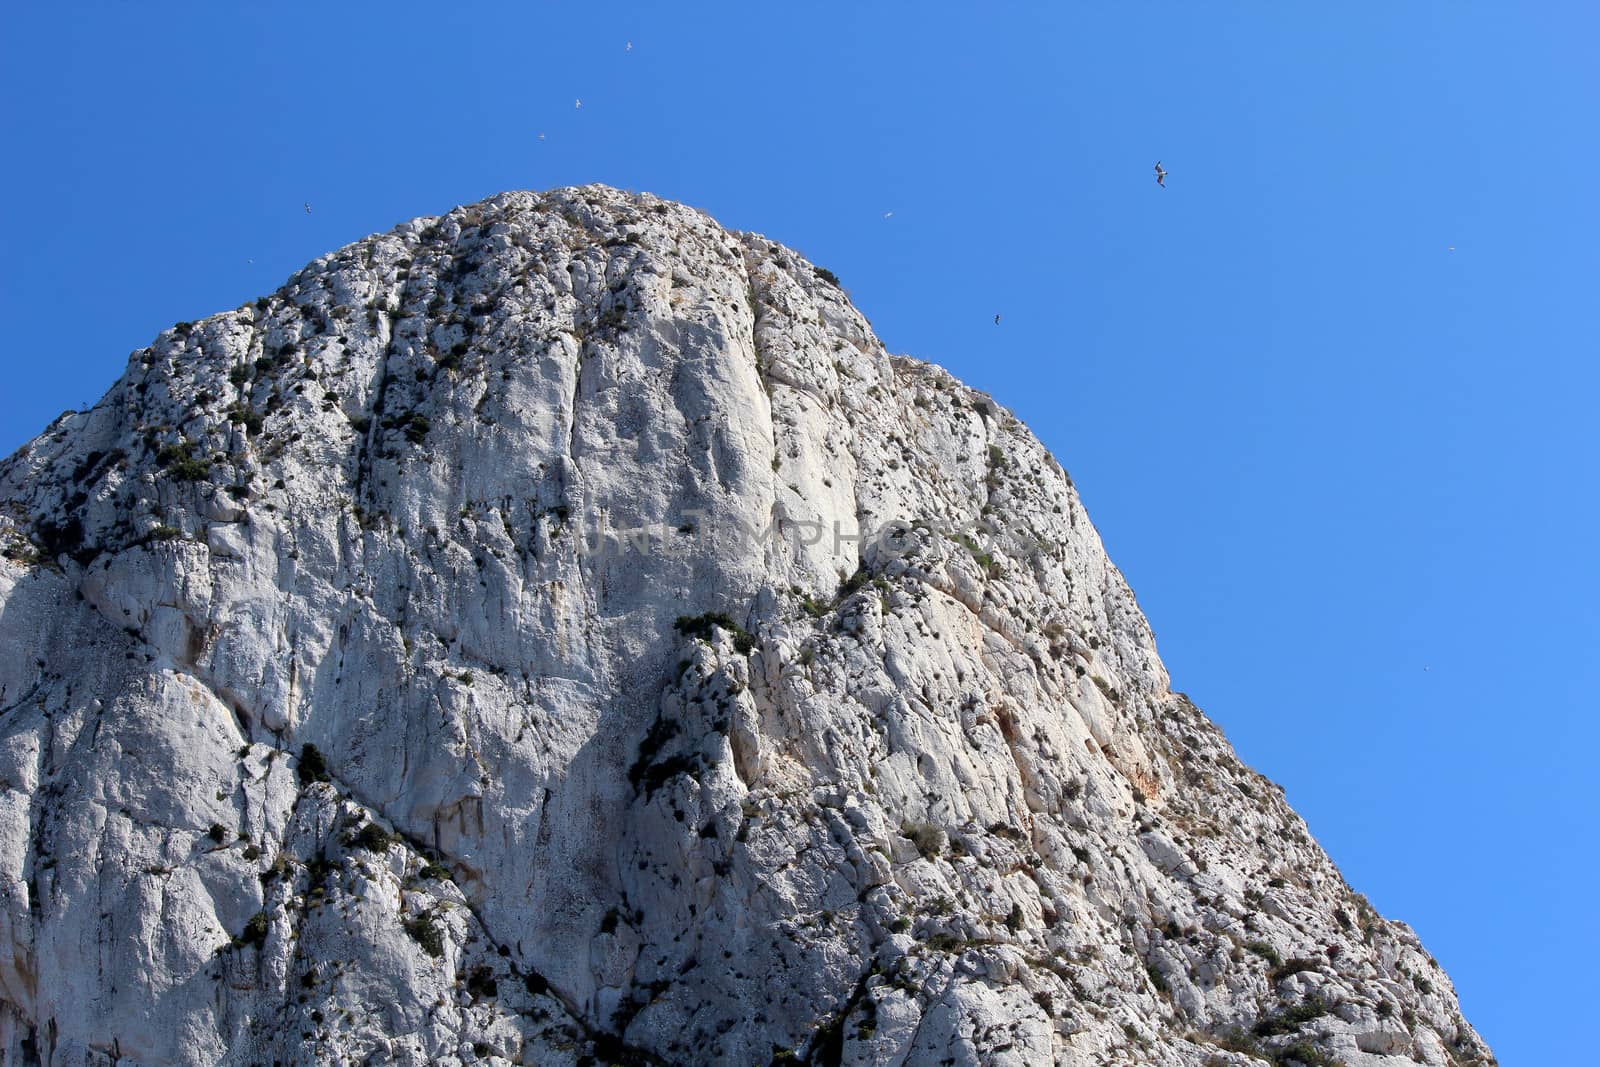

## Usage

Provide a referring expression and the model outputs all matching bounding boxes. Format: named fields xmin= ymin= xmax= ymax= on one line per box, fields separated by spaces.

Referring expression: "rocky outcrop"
xmin=0 ymin=186 xmax=1491 ymax=1066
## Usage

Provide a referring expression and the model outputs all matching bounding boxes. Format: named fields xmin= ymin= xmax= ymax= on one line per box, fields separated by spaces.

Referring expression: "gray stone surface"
xmin=0 ymin=186 xmax=1491 ymax=1066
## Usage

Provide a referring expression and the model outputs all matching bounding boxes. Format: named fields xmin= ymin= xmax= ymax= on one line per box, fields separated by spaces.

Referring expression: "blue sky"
xmin=3 ymin=3 xmax=1595 ymax=1058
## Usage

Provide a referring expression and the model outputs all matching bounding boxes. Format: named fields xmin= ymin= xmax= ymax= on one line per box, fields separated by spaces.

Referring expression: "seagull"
xmin=304 ymin=202 xmax=312 ymax=214
xmin=1154 ymin=161 xmax=1168 ymax=188
xmin=538 ymin=132 xmax=546 ymax=141
xmin=994 ymin=314 xmax=1001 ymax=325
xmin=575 ymin=98 xmax=582 ymax=109
xmin=625 ymin=41 xmax=632 ymax=52
xmin=883 ymin=211 xmax=894 ymax=219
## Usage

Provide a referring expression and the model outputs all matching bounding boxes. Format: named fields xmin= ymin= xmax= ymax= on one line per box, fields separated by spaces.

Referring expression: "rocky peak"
xmin=0 ymin=186 xmax=1490 ymax=1066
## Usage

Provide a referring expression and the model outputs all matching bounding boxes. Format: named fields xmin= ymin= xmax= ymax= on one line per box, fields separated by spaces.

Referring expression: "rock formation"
xmin=0 ymin=186 xmax=1491 ymax=1066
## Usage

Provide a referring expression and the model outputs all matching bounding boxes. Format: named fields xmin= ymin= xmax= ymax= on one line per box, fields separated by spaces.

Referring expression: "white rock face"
xmin=0 ymin=186 xmax=1491 ymax=1067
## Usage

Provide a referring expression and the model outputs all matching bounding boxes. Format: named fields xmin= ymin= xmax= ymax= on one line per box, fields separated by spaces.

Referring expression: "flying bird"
xmin=883 ymin=211 xmax=894 ymax=219
xmin=1154 ymin=161 xmax=1168 ymax=188
xmin=538 ymin=132 xmax=546 ymax=141
xmin=994 ymin=314 xmax=1001 ymax=325
xmin=575 ymin=98 xmax=582 ymax=109
xmin=304 ymin=202 xmax=312 ymax=214
xmin=625 ymin=41 xmax=632 ymax=52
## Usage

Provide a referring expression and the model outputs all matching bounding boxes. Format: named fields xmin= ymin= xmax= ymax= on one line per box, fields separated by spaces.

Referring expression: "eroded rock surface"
xmin=0 ymin=187 xmax=1491 ymax=1066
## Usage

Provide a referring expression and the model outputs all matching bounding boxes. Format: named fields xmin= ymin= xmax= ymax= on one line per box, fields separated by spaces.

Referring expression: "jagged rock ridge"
xmin=0 ymin=186 xmax=1490 ymax=1066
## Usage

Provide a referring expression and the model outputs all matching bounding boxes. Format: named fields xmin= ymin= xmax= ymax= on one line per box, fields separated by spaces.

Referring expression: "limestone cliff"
xmin=0 ymin=186 xmax=1491 ymax=1067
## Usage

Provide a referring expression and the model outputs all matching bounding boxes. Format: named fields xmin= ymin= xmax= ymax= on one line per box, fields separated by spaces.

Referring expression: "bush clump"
xmin=952 ymin=532 xmax=999 ymax=576
xmin=1245 ymin=940 xmax=1283 ymax=969
xmin=1253 ymin=994 xmax=1332 ymax=1037
xmin=156 ymin=440 xmax=213 ymax=482
xmin=33 ymin=516 xmax=94 ymax=565
xmin=237 ymin=911 xmax=269 ymax=948
xmin=1091 ymin=674 xmax=1122 ymax=703
xmin=296 ymin=743 xmax=331 ymax=786
xmin=226 ymin=403 xmax=265 ymax=436
xmin=837 ymin=567 xmax=870 ymax=598
xmin=346 ymin=822 xmax=394 ymax=853
xmin=404 ymin=912 xmax=444 ymax=958
xmin=1269 ymin=957 xmax=1322 ymax=984
xmin=1271 ymin=1042 xmax=1340 ymax=1067
xmin=465 ymin=965 xmax=498 ymax=999
xmin=673 ymin=612 xmax=754 ymax=654
xmin=627 ymin=715 xmax=697 ymax=797
xmin=380 ymin=411 xmax=431 ymax=444
xmin=901 ymin=820 xmax=945 ymax=859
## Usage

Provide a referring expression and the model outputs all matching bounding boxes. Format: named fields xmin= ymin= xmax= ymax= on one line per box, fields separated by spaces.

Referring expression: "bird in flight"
xmin=538 ymin=132 xmax=546 ymax=141
xmin=304 ymin=202 xmax=312 ymax=214
xmin=883 ymin=211 xmax=893 ymax=219
xmin=994 ymin=314 xmax=1001 ymax=325
xmin=1154 ymin=161 xmax=1168 ymax=188
xmin=575 ymin=98 xmax=582 ymax=109
xmin=625 ymin=41 xmax=632 ymax=52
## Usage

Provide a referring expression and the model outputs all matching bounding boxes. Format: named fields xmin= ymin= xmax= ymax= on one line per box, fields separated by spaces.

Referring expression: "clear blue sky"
xmin=3 ymin=4 xmax=1594 ymax=1059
